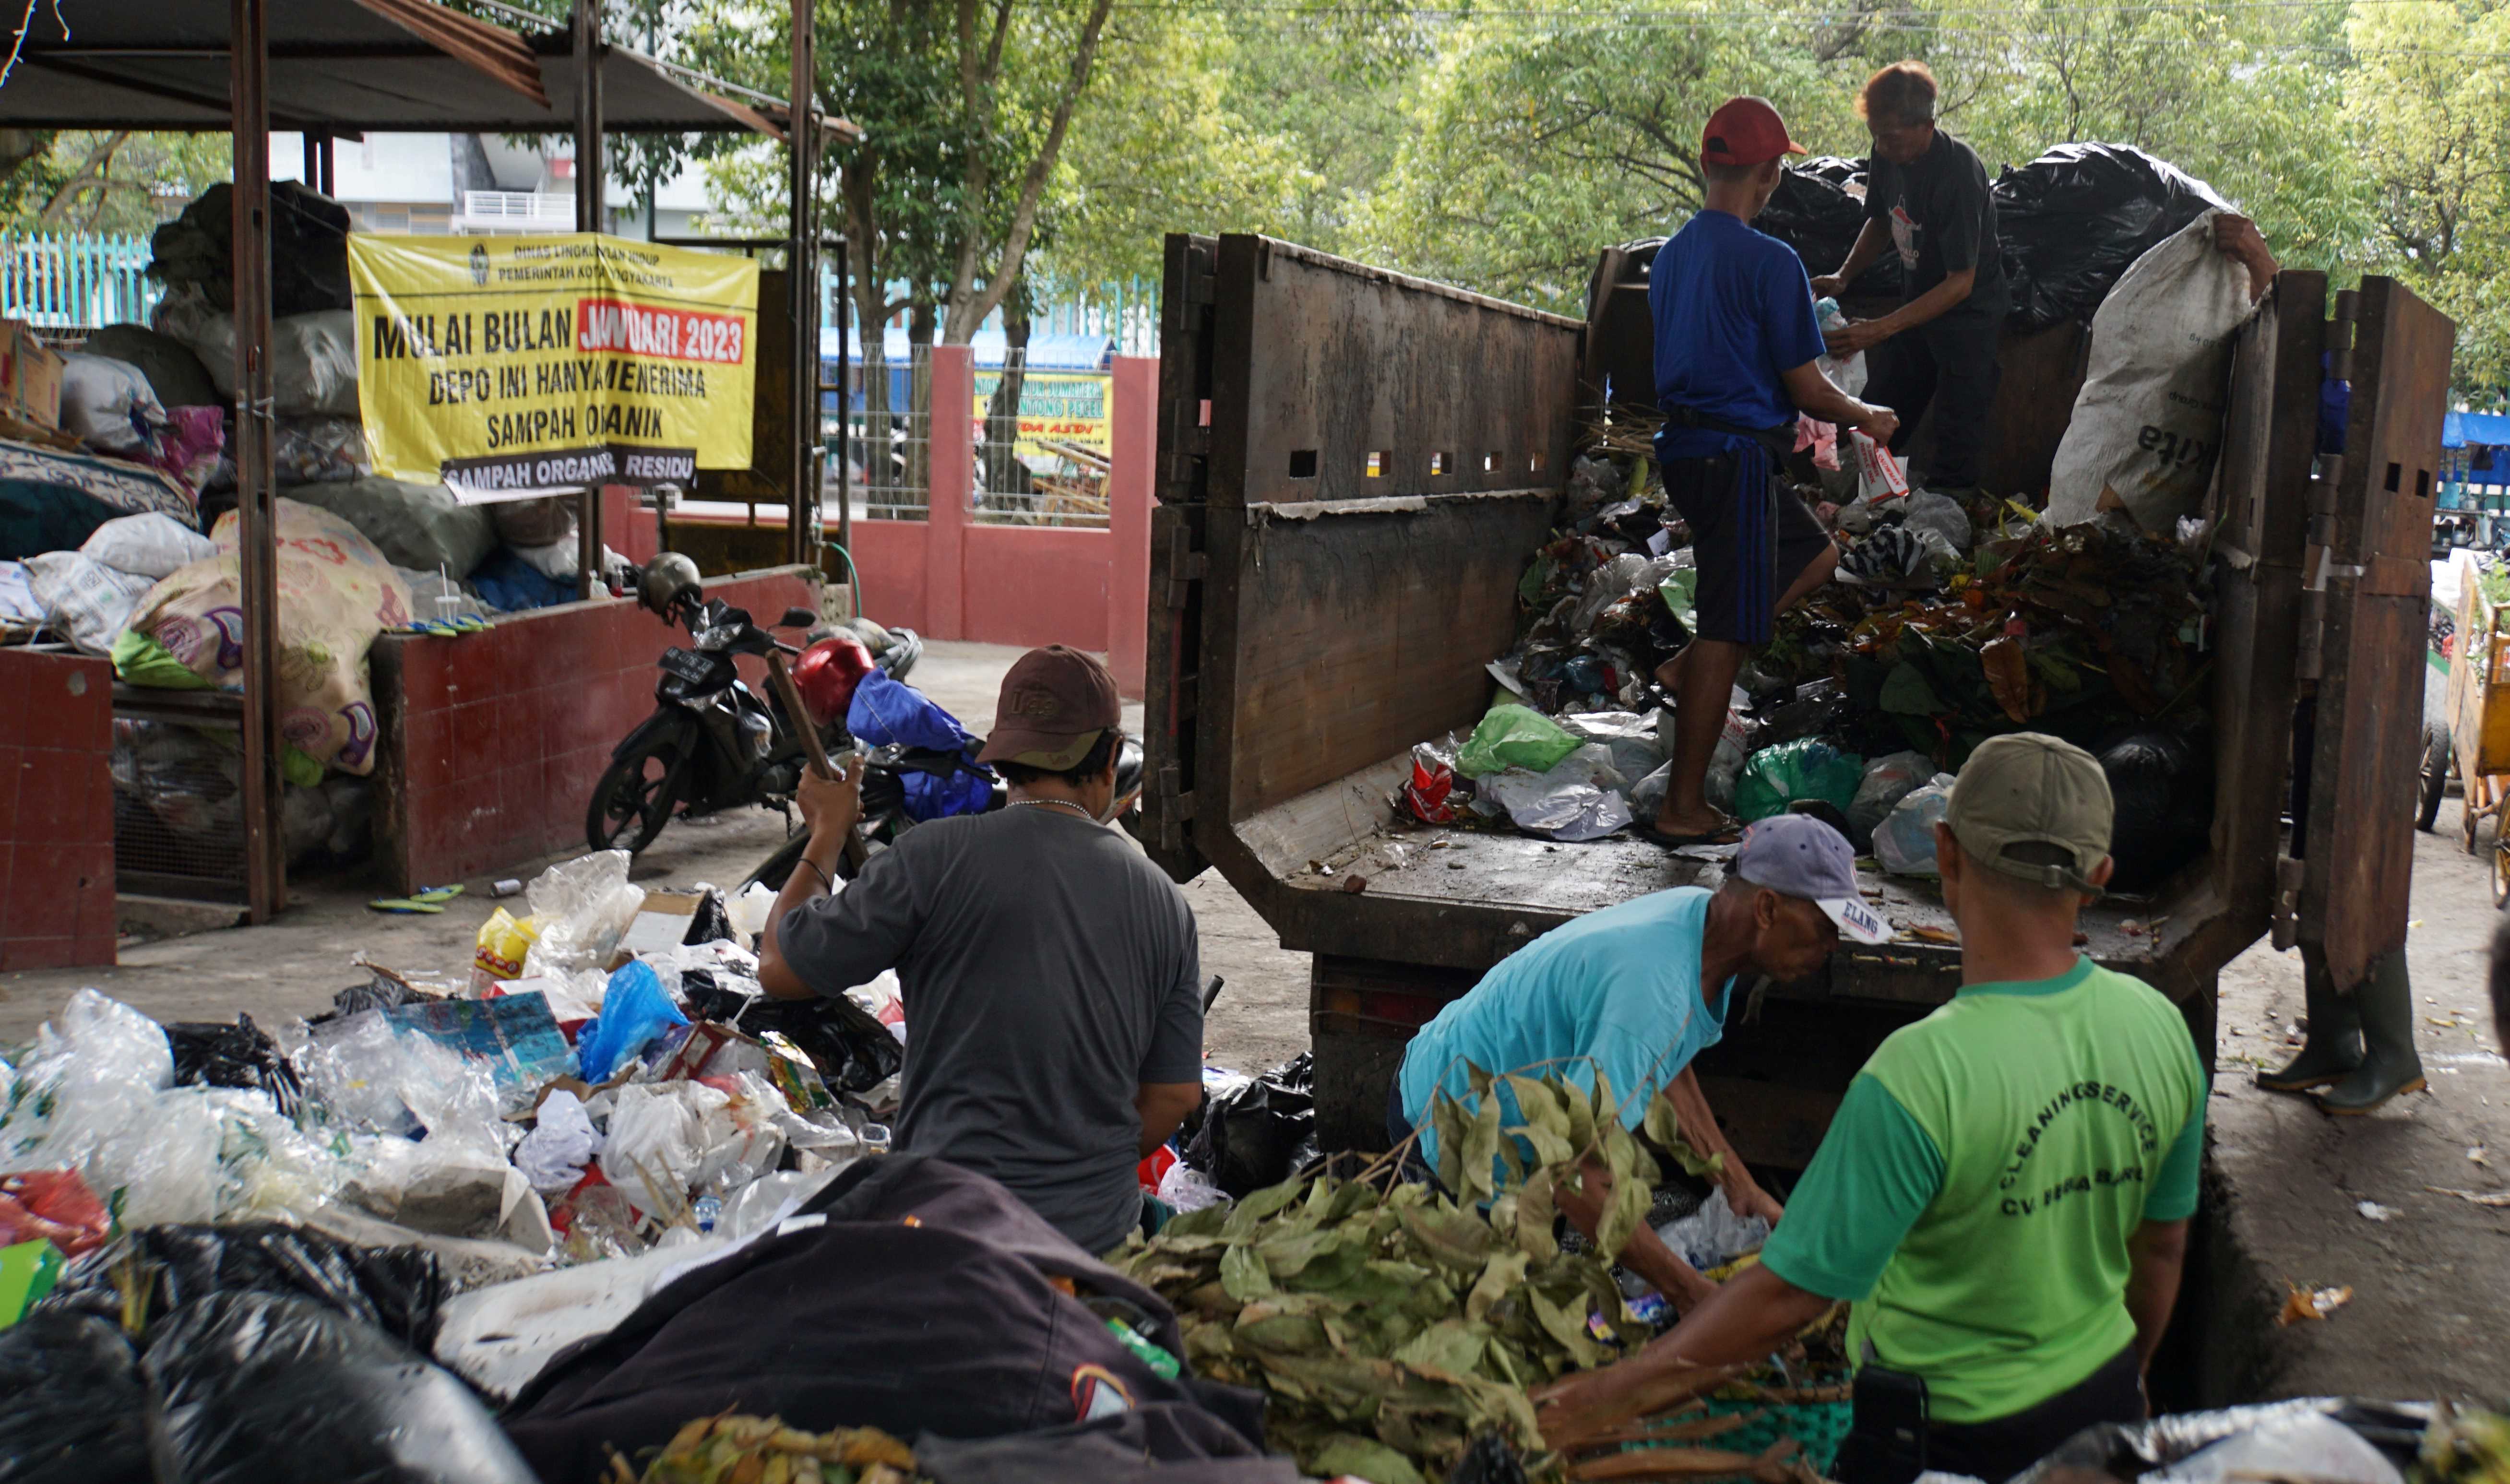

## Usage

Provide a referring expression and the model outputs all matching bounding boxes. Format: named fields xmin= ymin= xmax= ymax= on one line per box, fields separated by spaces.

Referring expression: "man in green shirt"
xmin=1535 ymin=735 xmax=2208 ymax=1484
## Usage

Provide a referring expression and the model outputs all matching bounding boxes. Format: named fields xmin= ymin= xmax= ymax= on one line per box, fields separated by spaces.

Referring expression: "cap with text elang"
xmin=1945 ymin=733 xmax=2115 ymax=897
xmin=1701 ymin=97 xmax=1809 ymax=168
xmin=976 ymin=645 xmax=1122 ymax=770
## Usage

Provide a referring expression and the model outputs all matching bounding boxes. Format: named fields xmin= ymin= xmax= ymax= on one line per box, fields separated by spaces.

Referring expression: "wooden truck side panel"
xmin=1143 ymin=232 xmax=2444 ymax=1158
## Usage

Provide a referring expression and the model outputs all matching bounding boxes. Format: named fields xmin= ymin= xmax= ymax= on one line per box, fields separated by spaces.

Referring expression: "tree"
xmin=1355 ymin=12 xmax=1839 ymax=311
xmin=2343 ymin=0 xmax=2510 ymax=397
xmin=0 ymin=131 xmax=229 ymax=236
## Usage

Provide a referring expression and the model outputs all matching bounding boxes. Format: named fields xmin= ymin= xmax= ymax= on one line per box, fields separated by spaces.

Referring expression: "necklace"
xmin=1010 ymin=797 xmax=1096 ymax=821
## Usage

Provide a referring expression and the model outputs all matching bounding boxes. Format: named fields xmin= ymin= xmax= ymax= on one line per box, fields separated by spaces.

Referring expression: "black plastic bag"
xmin=166 ymin=1014 xmax=303 ymax=1119
xmin=145 ymin=1291 xmax=538 ymax=1484
xmin=0 ymin=1312 xmax=151 ymax=1484
xmin=1754 ymin=157 xmax=1905 ymax=300
xmin=1447 ymin=1433 xmax=1530 ymax=1484
xmin=683 ymin=971 xmax=904 ymax=1095
xmin=2095 ymin=727 xmax=2213 ymax=894
xmin=1184 ymin=1053 xmax=1316 ymax=1198
xmin=43 ymin=1223 xmax=443 ymax=1351
xmin=682 ymin=888 xmax=735 ymax=946
xmin=1993 ymin=143 xmax=2230 ymax=332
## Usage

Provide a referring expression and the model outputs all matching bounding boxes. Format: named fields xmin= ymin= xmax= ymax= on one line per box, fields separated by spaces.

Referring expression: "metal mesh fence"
xmin=973 ymin=348 xmax=1108 ymax=528
xmin=842 ymin=344 xmax=934 ymax=522
xmin=112 ymin=707 xmax=250 ymax=904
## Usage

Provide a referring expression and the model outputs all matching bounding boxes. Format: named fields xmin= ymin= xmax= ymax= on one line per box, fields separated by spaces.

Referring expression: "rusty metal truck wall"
xmin=1145 ymin=233 xmax=1585 ymax=881
xmin=2301 ymin=278 xmax=2455 ymax=992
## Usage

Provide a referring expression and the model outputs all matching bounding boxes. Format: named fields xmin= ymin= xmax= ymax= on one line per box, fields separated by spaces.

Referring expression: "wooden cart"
xmin=2439 ymin=572 xmax=2510 ymax=902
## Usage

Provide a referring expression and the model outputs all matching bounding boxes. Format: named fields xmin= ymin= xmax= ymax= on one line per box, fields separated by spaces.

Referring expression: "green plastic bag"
xmin=111 ymin=629 xmax=216 ymax=690
xmin=1456 ymin=702 xmax=1581 ymax=779
xmin=1733 ymin=738 xmax=1866 ymax=824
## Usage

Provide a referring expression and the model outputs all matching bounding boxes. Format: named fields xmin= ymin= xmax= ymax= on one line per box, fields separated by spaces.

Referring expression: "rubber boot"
xmin=2256 ymin=951 xmax=2360 ymax=1093
xmin=2320 ymin=948 xmax=2427 ymax=1116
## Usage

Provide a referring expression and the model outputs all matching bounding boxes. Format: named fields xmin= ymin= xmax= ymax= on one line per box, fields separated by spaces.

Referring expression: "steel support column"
xmin=574 ymin=0 xmax=605 ymax=598
xmin=231 ymin=0 xmax=285 ymax=919
xmin=785 ymin=0 xmax=820 ymax=566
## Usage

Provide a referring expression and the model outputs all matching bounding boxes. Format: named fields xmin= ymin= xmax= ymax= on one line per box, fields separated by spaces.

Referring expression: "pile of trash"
xmin=1116 ymin=1068 xmax=1841 ymax=1484
xmin=1404 ymin=416 xmax=2218 ymax=889
xmin=1407 ymin=209 xmax=2257 ymax=891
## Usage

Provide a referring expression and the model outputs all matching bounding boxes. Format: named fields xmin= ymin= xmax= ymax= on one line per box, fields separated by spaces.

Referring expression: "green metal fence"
xmin=1 ymin=234 xmax=160 ymax=328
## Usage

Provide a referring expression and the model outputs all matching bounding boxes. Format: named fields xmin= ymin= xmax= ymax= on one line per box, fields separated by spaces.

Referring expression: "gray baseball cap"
xmin=1733 ymin=814 xmax=1891 ymax=944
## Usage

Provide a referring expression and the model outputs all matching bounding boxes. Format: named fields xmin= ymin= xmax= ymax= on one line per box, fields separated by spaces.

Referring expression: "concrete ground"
xmin=5 ymin=637 xmax=2503 ymax=1409
xmin=2204 ymin=793 xmax=2510 ymax=1408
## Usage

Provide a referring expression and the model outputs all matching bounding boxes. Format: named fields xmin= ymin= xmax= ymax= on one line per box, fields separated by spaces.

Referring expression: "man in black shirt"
xmin=1814 ymin=61 xmax=2008 ymax=494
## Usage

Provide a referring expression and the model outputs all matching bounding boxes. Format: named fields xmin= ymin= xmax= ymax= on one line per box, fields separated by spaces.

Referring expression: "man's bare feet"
xmin=1650 ymin=802 xmax=1739 ymax=842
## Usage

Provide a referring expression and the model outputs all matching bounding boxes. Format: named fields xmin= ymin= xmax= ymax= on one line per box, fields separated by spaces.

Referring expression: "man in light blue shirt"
xmin=1390 ymin=814 xmax=1889 ymax=1307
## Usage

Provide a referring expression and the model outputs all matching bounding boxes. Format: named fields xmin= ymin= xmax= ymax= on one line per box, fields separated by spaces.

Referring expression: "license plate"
xmin=661 ymin=647 xmax=720 ymax=686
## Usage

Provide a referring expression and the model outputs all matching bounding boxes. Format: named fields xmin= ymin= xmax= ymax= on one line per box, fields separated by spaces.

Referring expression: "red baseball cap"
xmin=1701 ymin=96 xmax=1808 ymax=166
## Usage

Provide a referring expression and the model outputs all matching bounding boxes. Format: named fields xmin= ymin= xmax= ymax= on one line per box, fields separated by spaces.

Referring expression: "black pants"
xmin=1838 ymin=1345 xmax=2146 ymax=1484
xmin=1864 ymin=308 xmax=2002 ymax=491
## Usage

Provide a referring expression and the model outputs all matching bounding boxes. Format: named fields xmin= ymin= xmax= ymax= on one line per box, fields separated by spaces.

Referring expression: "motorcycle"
xmin=589 ymin=554 xmax=917 ymax=855
xmin=738 ymin=735 xmax=1147 ymax=893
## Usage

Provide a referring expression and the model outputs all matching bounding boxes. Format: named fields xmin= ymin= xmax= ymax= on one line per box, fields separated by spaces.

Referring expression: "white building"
xmin=269 ymin=131 xmax=716 ymax=242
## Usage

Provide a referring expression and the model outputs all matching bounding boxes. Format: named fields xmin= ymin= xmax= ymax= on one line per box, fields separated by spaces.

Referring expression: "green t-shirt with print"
xmin=1759 ymin=958 xmax=2207 ymax=1424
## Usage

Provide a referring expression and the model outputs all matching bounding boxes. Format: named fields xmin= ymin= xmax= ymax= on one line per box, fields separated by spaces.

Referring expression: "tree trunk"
xmin=984 ymin=280 xmax=1033 ymax=501
xmin=843 ymin=170 xmax=893 ymax=508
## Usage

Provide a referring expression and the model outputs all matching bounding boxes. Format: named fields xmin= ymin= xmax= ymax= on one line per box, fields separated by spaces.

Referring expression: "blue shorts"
xmin=1664 ymin=447 xmax=1832 ymax=645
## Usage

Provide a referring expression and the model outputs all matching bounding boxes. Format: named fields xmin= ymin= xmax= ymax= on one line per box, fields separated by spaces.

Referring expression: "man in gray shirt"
xmin=759 ymin=646 xmax=1204 ymax=1253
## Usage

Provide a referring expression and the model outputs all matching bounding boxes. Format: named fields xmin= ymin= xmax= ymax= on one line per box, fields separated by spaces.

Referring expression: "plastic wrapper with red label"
xmin=0 ymin=1169 xmax=111 ymax=1258
xmin=1402 ymin=741 xmax=1459 ymax=823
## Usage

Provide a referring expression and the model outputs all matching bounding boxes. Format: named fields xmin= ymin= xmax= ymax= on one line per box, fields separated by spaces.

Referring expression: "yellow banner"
xmin=973 ymin=370 xmax=1109 ymax=464
xmin=347 ymin=234 xmax=758 ymax=492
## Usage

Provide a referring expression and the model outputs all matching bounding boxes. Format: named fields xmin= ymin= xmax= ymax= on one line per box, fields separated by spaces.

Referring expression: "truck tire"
xmin=2418 ymin=722 xmax=2451 ymax=833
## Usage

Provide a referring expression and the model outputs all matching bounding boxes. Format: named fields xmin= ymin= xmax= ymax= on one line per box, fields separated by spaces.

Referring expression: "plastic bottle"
xmin=1103 ymin=1318 xmax=1181 ymax=1378
xmin=693 ymin=1194 xmax=723 ymax=1233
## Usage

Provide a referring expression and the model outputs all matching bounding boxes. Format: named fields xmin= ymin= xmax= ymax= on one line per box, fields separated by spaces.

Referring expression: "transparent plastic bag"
xmin=521 ymin=850 xmax=645 ymax=976
xmin=1654 ymin=1187 xmax=1772 ymax=1272
xmin=304 ymin=1009 xmax=504 ymax=1151
xmin=1876 ymin=775 xmax=1958 ymax=877
xmin=719 ymin=1168 xmax=844 ymax=1241
xmin=0 ymin=989 xmax=175 ymax=1172
xmin=1848 ymin=751 xmax=1936 ymax=849
xmin=1557 ymin=710 xmax=1667 ymax=785
xmin=602 ymin=1081 xmax=731 ymax=1218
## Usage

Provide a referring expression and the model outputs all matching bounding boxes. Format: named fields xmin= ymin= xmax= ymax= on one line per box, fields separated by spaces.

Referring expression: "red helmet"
xmin=792 ymin=634 xmax=876 ymax=726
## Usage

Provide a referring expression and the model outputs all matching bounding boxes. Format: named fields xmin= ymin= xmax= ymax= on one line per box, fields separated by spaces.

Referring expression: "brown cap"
xmin=977 ymin=645 xmax=1121 ymax=769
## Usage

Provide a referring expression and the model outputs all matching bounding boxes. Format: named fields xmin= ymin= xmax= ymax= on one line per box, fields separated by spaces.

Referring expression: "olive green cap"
xmin=1945 ymin=733 xmax=2114 ymax=896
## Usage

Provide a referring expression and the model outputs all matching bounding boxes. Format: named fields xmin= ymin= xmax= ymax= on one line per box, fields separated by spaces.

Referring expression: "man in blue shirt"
xmin=1389 ymin=815 xmax=1890 ymax=1308
xmin=1648 ymin=97 xmax=1899 ymax=845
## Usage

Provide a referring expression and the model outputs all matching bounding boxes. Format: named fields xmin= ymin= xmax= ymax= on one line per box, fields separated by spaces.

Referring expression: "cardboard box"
xmin=0 ymin=320 xmax=62 ymax=429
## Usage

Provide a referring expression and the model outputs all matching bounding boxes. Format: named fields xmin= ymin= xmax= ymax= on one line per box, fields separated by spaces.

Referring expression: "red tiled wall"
xmin=0 ymin=648 xmax=115 ymax=969
xmin=371 ymin=567 xmax=818 ymax=893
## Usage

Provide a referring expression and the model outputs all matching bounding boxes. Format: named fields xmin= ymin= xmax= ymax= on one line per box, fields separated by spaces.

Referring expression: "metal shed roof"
xmin=0 ymin=0 xmax=853 ymax=139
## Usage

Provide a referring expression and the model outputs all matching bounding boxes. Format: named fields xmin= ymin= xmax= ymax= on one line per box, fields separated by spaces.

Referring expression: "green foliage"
xmin=1113 ymin=1068 xmax=1672 ymax=1483
xmin=0 ymin=131 xmax=230 ymax=237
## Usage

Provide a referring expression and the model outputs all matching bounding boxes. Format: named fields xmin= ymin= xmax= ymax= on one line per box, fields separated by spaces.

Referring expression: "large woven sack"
xmin=127 ymin=498 xmax=412 ymax=773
